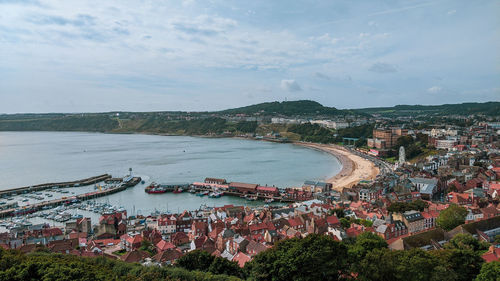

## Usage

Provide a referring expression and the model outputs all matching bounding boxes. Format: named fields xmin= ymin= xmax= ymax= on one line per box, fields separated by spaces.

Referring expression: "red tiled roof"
xmin=481 ymin=248 xmax=500 ymax=263
xmin=156 ymin=240 xmax=175 ymax=251
xmin=232 ymin=252 xmax=251 ymax=267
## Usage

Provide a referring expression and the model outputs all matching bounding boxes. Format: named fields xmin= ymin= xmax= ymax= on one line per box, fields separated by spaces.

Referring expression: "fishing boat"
xmin=243 ymin=194 xmax=257 ymax=201
xmin=145 ymin=183 xmax=167 ymax=194
xmin=208 ymin=192 xmax=222 ymax=198
xmin=172 ymin=188 xmax=184 ymax=194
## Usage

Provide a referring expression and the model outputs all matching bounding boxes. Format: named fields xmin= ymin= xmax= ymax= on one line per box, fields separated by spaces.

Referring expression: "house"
xmin=190 ymin=221 xmax=208 ymax=238
xmin=157 ymin=215 xmax=177 ymax=235
xmin=156 ymin=240 xmax=175 ymax=252
xmin=176 ymin=211 xmax=193 ymax=233
xmin=326 ymin=215 xmax=341 ymax=228
xmin=396 ymin=211 xmax=424 ymax=234
xmin=232 ymin=252 xmax=251 ymax=267
xmin=481 ymin=246 xmax=500 ymax=263
xmin=190 ymin=235 xmax=216 ymax=253
xmin=375 ymin=220 xmax=408 ymax=240
xmin=120 ymin=250 xmax=150 ymax=263
xmin=121 ymin=234 xmax=143 ymax=251
xmin=358 ymin=189 xmax=379 ymax=201
xmin=153 ymin=248 xmax=183 ymax=265
xmin=171 ymin=232 xmax=189 ymax=246
xmin=287 ymin=217 xmax=305 ymax=232
xmin=421 ymin=210 xmax=439 ymax=230
xmin=246 ymin=240 xmax=267 ymax=257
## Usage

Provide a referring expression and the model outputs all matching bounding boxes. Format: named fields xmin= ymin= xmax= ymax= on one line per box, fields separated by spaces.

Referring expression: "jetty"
xmin=0 ymin=174 xmax=112 ymax=198
xmin=0 ymin=176 xmax=141 ymax=218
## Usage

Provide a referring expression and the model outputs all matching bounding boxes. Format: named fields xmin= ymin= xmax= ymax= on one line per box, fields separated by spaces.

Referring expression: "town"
xmin=1 ymin=119 xmax=499 ymax=274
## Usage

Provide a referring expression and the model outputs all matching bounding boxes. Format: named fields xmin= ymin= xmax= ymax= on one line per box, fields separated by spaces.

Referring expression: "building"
xmin=436 ymin=139 xmax=456 ymax=150
xmin=229 ymin=182 xmax=259 ymax=194
xmin=399 ymin=210 xmax=425 ymax=233
xmin=367 ymin=128 xmax=408 ymax=149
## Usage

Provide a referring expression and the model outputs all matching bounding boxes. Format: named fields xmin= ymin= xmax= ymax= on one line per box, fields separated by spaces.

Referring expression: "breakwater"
xmin=0 ymin=174 xmax=112 ymax=197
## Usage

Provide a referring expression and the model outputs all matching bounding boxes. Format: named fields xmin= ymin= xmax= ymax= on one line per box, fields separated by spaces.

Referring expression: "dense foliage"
xmin=138 ymin=117 xmax=229 ymax=135
xmin=356 ymin=102 xmax=500 ymax=117
xmin=387 ymin=200 xmax=429 ymax=213
xmin=177 ymin=250 xmax=243 ymax=278
xmin=0 ymin=115 xmax=118 ymax=132
xmin=287 ymin=123 xmax=335 ymax=143
xmin=218 ymin=100 xmax=359 ymax=117
xmin=437 ymin=204 xmax=468 ymax=231
xmin=244 ymin=234 xmax=349 ymax=281
xmin=0 ymin=248 xmax=241 ymax=281
xmin=235 ymin=121 xmax=258 ymax=133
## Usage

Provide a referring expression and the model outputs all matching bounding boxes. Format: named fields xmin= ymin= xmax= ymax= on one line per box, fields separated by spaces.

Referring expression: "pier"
xmin=0 ymin=176 xmax=141 ymax=218
xmin=0 ymin=174 xmax=112 ymax=197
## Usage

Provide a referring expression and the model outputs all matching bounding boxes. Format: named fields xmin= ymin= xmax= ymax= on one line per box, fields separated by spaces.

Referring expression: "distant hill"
xmin=355 ymin=102 xmax=500 ymax=117
xmin=217 ymin=100 xmax=360 ymax=117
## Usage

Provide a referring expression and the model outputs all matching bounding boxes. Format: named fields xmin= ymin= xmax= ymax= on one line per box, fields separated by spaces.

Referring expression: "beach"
xmin=297 ymin=142 xmax=379 ymax=191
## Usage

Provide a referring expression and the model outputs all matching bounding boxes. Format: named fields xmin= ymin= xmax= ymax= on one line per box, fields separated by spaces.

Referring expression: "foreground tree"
xmin=244 ymin=234 xmax=348 ymax=281
xmin=444 ymin=233 xmax=489 ymax=253
xmin=349 ymin=232 xmax=388 ymax=261
xmin=475 ymin=261 xmax=500 ymax=281
xmin=357 ymin=248 xmax=457 ymax=281
xmin=176 ymin=250 xmax=215 ymax=272
xmin=437 ymin=204 xmax=468 ymax=231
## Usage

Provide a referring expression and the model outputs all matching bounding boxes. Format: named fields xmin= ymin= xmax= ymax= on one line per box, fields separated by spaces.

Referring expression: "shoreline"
xmin=295 ymin=142 xmax=379 ymax=191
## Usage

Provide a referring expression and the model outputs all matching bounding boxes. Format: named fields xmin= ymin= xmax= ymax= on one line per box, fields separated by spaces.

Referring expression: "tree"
xmin=475 ymin=261 xmax=500 ymax=281
xmin=432 ymin=249 xmax=484 ymax=281
xmin=176 ymin=250 xmax=215 ymax=272
xmin=356 ymin=248 xmax=456 ymax=281
xmin=444 ymin=234 xmax=490 ymax=253
xmin=349 ymin=232 xmax=388 ymax=263
xmin=244 ymin=234 xmax=349 ymax=281
xmin=140 ymin=239 xmax=155 ymax=255
xmin=437 ymin=204 xmax=468 ymax=231
xmin=340 ymin=218 xmax=351 ymax=228
xmin=208 ymin=257 xmax=242 ymax=277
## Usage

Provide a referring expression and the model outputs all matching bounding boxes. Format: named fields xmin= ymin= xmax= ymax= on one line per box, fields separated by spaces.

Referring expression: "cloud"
xmin=280 ymin=79 xmax=302 ymax=92
xmin=427 ymin=86 xmax=442 ymax=93
xmin=368 ymin=62 xmax=397 ymax=73
xmin=447 ymin=10 xmax=456 ymax=15
xmin=171 ymin=15 xmax=237 ymax=37
xmin=30 ymin=14 xmax=96 ymax=27
xmin=314 ymin=72 xmax=331 ymax=80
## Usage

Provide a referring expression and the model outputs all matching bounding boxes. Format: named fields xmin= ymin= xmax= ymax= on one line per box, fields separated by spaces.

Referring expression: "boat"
xmin=196 ymin=191 xmax=210 ymax=197
xmin=208 ymin=192 xmax=222 ymax=198
xmin=243 ymin=194 xmax=257 ymax=201
xmin=172 ymin=188 xmax=183 ymax=194
xmin=264 ymin=198 xmax=274 ymax=203
xmin=145 ymin=183 xmax=168 ymax=194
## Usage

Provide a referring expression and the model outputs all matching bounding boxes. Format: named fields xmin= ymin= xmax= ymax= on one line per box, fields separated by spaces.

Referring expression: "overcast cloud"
xmin=0 ymin=0 xmax=498 ymax=113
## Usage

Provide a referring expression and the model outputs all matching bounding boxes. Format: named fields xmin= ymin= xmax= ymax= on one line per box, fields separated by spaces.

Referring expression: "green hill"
xmin=356 ymin=102 xmax=500 ymax=117
xmin=218 ymin=100 xmax=358 ymax=117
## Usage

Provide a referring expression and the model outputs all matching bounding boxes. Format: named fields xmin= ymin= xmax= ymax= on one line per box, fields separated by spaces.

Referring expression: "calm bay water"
xmin=0 ymin=132 xmax=341 ymax=214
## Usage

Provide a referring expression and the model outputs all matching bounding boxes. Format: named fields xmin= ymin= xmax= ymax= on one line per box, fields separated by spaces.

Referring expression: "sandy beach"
xmin=297 ymin=142 xmax=379 ymax=191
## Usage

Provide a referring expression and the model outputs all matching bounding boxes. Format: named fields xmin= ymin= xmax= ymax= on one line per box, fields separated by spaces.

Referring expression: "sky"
xmin=0 ymin=0 xmax=499 ymax=113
